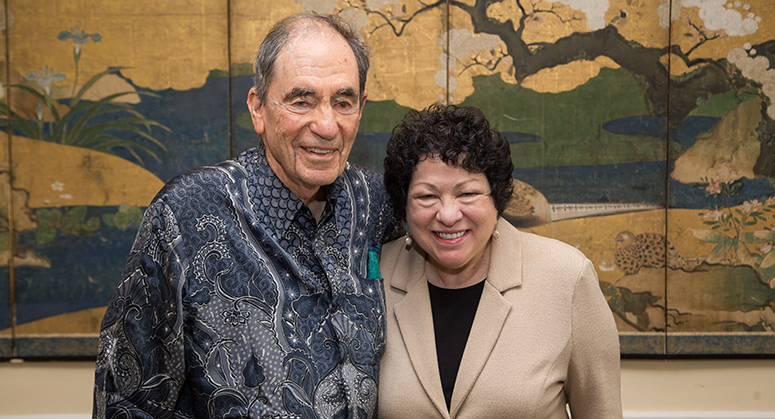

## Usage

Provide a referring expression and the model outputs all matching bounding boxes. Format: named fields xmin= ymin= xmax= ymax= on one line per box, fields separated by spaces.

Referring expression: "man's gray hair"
xmin=253 ymin=12 xmax=370 ymax=104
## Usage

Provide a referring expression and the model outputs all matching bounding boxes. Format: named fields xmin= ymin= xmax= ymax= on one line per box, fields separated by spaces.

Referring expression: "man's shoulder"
xmin=154 ymin=155 xmax=252 ymax=206
xmin=340 ymin=163 xmax=397 ymax=241
xmin=343 ymin=162 xmax=383 ymax=182
xmin=345 ymin=162 xmax=380 ymax=176
xmin=162 ymin=165 xmax=233 ymax=193
xmin=342 ymin=163 xmax=387 ymax=196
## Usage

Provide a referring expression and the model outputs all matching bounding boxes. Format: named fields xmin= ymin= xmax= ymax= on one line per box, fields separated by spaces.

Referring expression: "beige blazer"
xmin=377 ymin=218 xmax=622 ymax=419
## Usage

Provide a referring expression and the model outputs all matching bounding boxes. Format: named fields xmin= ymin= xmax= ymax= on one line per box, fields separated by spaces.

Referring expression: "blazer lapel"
xmin=448 ymin=283 xmax=511 ymax=417
xmin=391 ymin=244 xmax=450 ymax=418
xmin=449 ymin=218 xmax=523 ymax=417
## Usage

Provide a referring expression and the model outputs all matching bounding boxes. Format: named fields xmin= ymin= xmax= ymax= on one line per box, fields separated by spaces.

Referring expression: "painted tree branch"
xmin=364 ymin=0 xmax=770 ymax=158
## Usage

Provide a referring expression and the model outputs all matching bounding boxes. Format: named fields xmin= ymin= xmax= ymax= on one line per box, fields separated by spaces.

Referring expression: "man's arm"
xmin=93 ymin=199 xmax=187 ymax=419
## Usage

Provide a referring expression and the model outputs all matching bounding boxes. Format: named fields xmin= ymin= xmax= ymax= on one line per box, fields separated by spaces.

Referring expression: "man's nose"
xmin=310 ymin=103 xmax=339 ymax=140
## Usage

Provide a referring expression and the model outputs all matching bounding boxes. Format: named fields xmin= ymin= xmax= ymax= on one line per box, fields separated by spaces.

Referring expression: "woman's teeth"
xmin=437 ymin=231 xmax=465 ymax=240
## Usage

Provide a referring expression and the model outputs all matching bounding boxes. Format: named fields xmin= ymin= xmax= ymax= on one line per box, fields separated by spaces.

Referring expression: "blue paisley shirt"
xmin=93 ymin=145 xmax=397 ymax=419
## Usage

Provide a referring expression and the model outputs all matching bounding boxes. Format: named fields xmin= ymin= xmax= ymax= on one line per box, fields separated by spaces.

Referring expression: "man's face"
xmin=248 ymin=27 xmax=366 ymax=203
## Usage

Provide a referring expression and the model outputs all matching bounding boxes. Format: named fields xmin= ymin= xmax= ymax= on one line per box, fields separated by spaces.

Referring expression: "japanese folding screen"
xmin=2 ymin=0 xmax=775 ymax=357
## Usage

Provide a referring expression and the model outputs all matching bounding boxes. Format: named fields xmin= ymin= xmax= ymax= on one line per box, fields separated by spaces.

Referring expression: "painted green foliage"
xmin=696 ymin=172 xmax=775 ymax=270
xmin=461 ymin=71 xmax=662 ymax=168
xmin=0 ymin=27 xmax=168 ymax=166
xmin=35 ymin=207 xmax=100 ymax=244
xmin=35 ymin=204 xmax=143 ymax=244
xmin=102 ymin=203 xmax=143 ymax=231
xmin=353 ymin=69 xmax=663 ymax=168
xmin=600 ymin=280 xmax=662 ymax=331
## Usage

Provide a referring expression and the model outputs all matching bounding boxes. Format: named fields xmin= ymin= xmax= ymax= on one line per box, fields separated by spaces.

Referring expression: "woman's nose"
xmin=436 ymin=199 xmax=463 ymax=225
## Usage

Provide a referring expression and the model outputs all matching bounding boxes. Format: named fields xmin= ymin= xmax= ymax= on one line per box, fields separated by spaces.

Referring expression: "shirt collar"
xmin=243 ymin=143 xmax=348 ymax=237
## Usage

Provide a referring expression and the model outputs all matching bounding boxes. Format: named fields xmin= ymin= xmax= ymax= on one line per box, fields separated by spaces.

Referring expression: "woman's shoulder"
xmin=498 ymin=221 xmax=591 ymax=280
xmin=501 ymin=220 xmax=587 ymax=261
xmin=379 ymin=236 xmax=428 ymax=292
xmin=379 ymin=237 xmax=410 ymax=272
xmin=519 ymin=229 xmax=586 ymax=259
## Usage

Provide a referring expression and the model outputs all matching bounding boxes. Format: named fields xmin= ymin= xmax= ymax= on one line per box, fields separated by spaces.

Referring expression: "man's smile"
xmin=303 ymin=146 xmax=336 ymax=154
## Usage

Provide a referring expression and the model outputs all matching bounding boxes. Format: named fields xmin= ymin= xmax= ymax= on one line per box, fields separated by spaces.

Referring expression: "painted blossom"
xmin=728 ymin=47 xmax=775 ymax=119
xmin=24 ymin=66 xmax=66 ymax=95
xmin=761 ymin=243 xmax=773 ymax=255
xmin=706 ymin=181 xmax=722 ymax=194
xmin=658 ymin=0 xmax=758 ymax=36
xmin=703 ymin=209 xmax=725 ymax=222
xmin=547 ymin=0 xmax=609 ymax=30
xmin=741 ymin=199 xmax=762 ymax=214
xmin=58 ymin=26 xmax=101 ymax=54
xmin=716 ymin=165 xmax=740 ymax=183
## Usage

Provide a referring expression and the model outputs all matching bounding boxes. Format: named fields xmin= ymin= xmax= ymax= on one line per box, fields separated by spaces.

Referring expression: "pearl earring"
xmin=405 ymin=235 xmax=412 ymax=247
xmin=492 ymin=230 xmax=500 ymax=239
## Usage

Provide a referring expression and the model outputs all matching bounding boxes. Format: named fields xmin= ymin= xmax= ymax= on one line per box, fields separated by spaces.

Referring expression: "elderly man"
xmin=93 ymin=13 xmax=396 ymax=419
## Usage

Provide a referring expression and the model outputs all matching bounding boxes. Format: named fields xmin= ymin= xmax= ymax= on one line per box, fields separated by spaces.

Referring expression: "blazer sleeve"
xmin=565 ymin=259 xmax=623 ymax=419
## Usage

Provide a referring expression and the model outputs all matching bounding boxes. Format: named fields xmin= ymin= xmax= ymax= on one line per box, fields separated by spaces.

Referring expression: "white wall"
xmin=1 ymin=359 xmax=775 ymax=416
xmin=0 ymin=360 xmax=95 ymax=416
xmin=621 ymin=359 xmax=775 ymax=413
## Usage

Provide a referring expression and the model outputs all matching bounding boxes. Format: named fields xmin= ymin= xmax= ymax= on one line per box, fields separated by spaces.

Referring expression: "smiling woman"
xmin=405 ymin=158 xmax=498 ymax=289
xmin=378 ymin=103 xmax=623 ymax=419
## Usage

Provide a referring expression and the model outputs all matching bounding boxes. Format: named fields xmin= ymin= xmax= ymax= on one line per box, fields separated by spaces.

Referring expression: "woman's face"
xmin=406 ymin=157 xmax=498 ymax=278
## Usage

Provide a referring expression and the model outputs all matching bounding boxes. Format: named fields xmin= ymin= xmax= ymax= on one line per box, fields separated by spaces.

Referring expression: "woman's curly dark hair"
xmin=384 ymin=103 xmax=514 ymax=221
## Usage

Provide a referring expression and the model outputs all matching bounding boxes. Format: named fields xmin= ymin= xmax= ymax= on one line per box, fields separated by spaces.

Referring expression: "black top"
xmin=428 ymin=279 xmax=486 ymax=411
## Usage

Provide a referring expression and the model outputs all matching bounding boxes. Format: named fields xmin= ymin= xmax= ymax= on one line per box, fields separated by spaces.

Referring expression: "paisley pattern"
xmin=93 ymin=145 xmax=396 ymax=419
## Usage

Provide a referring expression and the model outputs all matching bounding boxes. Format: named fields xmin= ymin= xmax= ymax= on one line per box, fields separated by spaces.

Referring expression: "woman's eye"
xmin=414 ymin=194 xmax=436 ymax=200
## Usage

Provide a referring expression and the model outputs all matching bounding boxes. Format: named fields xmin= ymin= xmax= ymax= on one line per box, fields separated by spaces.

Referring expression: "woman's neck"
xmin=424 ymin=245 xmax=492 ymax=289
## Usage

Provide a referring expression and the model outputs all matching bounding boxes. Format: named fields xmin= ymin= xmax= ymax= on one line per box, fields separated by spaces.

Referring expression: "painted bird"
xmin=610 ymin=9 xmax=628 ymax=29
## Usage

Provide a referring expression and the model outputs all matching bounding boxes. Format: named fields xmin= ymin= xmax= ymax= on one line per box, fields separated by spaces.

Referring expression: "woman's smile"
xmin=434 ymin=230 xmax=467 ymax=241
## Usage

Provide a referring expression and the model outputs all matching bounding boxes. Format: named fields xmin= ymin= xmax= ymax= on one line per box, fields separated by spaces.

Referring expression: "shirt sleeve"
xmin=93 ymin=198 xmax=187 ymax=419
xmin=565 ymin=259 xmax=623 ymax=419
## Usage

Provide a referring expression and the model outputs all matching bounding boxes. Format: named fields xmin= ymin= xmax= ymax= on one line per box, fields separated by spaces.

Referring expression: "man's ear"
xmin=359 ymin=90 xmax=368 ymax=117
xmin=247 ymin=87 xmax=265 ymax=135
